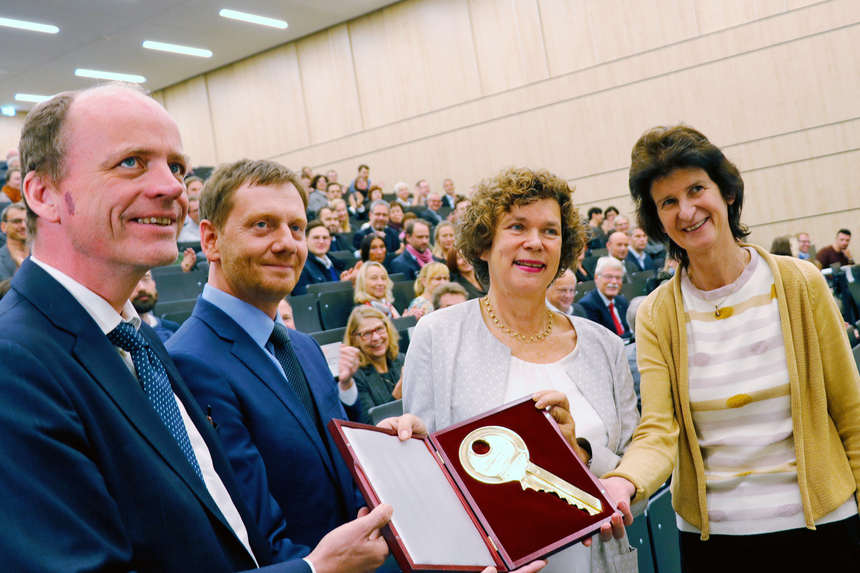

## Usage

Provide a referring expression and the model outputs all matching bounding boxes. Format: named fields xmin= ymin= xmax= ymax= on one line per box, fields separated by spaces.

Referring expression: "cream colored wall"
xmin=148 ymin=0 xmax=857 ymax=251
xmin=0 ymin=113 xmax=26 ymax=159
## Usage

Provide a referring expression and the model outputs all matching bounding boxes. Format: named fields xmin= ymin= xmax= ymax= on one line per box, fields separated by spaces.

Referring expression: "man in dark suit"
xmin=390 ymin=219 xmax=435 ymax=280
xmin=0 ymin=84 xmax=391 ymax=573
xmin=318 ymin=207 xmax=351 ymax=252
xmin=420 ymin=193 xmax=445 ymax=226
xmin=131 ymin=270 xmax=181 ymax=342
xmin=167 ymin=159 xmax=369 ymax=555
xmin=351 ymin=200 xmax=401 ymax=252
xmin=580 ymin=257 xmax=631 ymax=339
xmin=292 ymin=220 xmax=347 ymax=295
xmin=624 ymin=227 xmax=656 ymax=276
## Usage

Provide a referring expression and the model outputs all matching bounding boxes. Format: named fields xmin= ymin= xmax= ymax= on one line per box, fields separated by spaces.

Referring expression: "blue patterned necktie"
xmin=269 ymin=323 xmax=323 ymax=433
xmin=108 ymin=322 xmax=204 ymax=482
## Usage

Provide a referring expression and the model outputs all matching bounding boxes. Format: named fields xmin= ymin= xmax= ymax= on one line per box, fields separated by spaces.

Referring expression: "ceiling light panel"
xmin=219 ymin=9 xmax=287 ymax=29
xmin=143 ymin=41 xmax=212 ymax=58
xmin=75 ymin=69 xmax=146 ymax=83
xmin=15 ymin=93 xmax=50 ymax=103
xmin=0 ymin=16 xmax=59 ymax=34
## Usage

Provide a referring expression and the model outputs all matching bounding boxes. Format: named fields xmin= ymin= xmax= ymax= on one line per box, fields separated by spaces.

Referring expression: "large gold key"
xmin=459 ymin=426 xmax=603 ymax=516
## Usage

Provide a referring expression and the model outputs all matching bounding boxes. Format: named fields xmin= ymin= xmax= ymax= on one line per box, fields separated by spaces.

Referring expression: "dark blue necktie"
xmin=269 ymin=323 xmax=323 ymax=433
xmin=108 ymin=322 xmax=203 ymax=481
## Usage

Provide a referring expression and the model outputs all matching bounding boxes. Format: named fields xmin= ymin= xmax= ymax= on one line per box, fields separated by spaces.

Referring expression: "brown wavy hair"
xmin=456 ymin=167 xmax=585 ymax=286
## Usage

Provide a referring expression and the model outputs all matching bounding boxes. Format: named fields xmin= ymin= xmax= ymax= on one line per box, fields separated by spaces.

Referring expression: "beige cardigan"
xmin=604 ymin=244 xmax=860 ymax=539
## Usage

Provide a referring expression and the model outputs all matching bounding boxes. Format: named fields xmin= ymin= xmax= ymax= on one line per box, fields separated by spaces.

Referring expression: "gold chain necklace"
xmin=482 ymin=296 xmax=553 ymax=343
xmin=688 ymin=251 xmax=749 ymax=318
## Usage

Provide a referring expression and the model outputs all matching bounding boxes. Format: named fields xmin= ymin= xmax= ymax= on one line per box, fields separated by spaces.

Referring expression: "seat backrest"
xmin=289 ymin=293 xmax=323 ymax=333
xmin=306 ymin=280 xmax=353 ymax=296
xmin=368 ymin=399 xmax=403 ymax=425
xmin=154 ymin=271 xmax=207 ymax=303
xmin=318 ymin=290 xmax=356 ymax=330
xmin=155 ymin=298 xmax=197 ymax=319
xmin=392 ymin=281 xmax=417 ymax=313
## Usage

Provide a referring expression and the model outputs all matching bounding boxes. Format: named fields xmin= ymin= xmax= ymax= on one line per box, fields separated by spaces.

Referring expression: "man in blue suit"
xmin=0 ymin=84 xmax=391 ymax=573
xmin=292 ymin=220 xmax=347 ymax=295
xmin=580 ymin=257 xmax=631 ymax=339
xmin=167 ymin=159 xmax=367 ymax=554
xmin=624 ymin=227 xmax=656 ymax=276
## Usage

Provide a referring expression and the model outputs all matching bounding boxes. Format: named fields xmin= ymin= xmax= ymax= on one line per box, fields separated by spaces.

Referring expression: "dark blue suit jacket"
xmin=352 ymin=226 xmax=400 ymax=252
xmin=0 ymin=261 xmax=307 ymax=573
xmin=579 ymin=289 xmax=631 ymax=339
xmin=624 ymin=251 xmax=656 ymax=275
xmin=167 ymin=297 xmax=361 ymax=551
xmin=390 ymin=251 xmax=422 ymax=280
xmin=292 ymin=255 xmax=346 ymax=296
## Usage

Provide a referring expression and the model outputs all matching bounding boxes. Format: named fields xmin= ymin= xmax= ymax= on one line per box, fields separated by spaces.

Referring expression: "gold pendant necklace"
xmin=482 ymin=296 xmax=553 ymax=342
xmin=688 ymin=251 xmax=749 ymax=318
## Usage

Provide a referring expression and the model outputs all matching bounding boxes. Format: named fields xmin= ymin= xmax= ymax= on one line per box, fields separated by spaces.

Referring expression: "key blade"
xmin=520 ymin=474 xmax=602 ymax=516
xmin=526 ymin=465 xmax=603 ymax=516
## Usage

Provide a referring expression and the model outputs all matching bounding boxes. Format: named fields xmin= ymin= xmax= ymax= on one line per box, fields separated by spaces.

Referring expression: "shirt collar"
xmin=314 ymin=254 xmax=332 ymax=269
xmin=30 ymin=256 xmax=141 ymax=334
xmin=202 ymin=283 xmax=285 ymax=350
xmin=596 ymin=288 xmax=614 ymax=307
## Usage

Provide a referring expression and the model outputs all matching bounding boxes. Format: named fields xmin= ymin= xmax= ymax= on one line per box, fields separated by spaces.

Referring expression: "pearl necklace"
xmin=482 ymin=296 xmax=553 ymax=343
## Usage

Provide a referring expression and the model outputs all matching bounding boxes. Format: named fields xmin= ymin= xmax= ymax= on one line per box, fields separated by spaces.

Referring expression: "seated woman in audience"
xmin=613 ymin=215 xmax=630 ymax=234
xmin=431 ymin=221 xmax=456 ymax=260
xmin=601 ymin=205 xmax=619 ymax=235
xmin=446 ymin=248 xmax=486 ymax=299
xmin=770 ymin=235 xmax=792 ymax=256
xmin=574 ymin=248 xmax=593 ymax=283
xmin=388 ymin=201 xmax=406 ymax=233
xmin=404 ymin=166 xmax=639 ymax=572
xmin=344 ymin=306 xmax=405 ymax=424
xmin=330 ymin=198 xmax=351 ymax=233
xmin=360 ymin=233 xmax=388 ymax=265
xmin=407 ymin=262 xmax=450 ymax=316
xmin=602 ymin=125 xmax=860 ymax=572
xmin=348 ymin=177 xmax=369 ymax=219
xmin=307 ymin=174 xmax=329 ymax=213
xmin=354 ymin=261 xmax=422 ymax=320
xmin=366 ymin=185 xmax=384 ymax=205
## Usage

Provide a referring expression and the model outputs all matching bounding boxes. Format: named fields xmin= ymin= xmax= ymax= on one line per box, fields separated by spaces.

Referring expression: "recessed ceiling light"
xmin=75 ymin=69 xmax=146 ymax=83
xmin=1 ymin=106 xmax=16 ymax=117
xmin=219 ymin=9 xmax=287 ymax=29
xmin=0 ymin=16 xmax=58 ymax=34
xmin=15 ymin=93 xmax=50 ymax=103
xmin=143 ymin=41 xmax=212 ymax=58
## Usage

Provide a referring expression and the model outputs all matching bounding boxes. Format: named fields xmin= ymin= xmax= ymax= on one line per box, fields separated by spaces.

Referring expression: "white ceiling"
xmin=0 ymin=0 xmax=400 ymax=112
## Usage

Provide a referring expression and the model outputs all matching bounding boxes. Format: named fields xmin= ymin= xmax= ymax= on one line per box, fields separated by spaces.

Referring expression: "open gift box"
xmin=328 ymin=395 xmax=617 ymax=572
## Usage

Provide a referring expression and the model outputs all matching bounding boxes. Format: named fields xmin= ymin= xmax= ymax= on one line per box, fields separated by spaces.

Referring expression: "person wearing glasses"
xmin=579 ymin=257 xmax=631 ymax=339
xmin=545 ymin=268 xmax=580 ymax=316
xmin=344 ymin=306 xmax=405 ymax=424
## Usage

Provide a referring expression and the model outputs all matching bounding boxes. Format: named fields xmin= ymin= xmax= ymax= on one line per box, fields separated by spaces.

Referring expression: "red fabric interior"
xmin=434 ymin=400 xmax=611 ymax=564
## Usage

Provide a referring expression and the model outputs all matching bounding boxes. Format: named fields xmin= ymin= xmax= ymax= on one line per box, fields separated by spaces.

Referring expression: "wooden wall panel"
xmin=348 ymin=10 xmax=403 ymax=130
xmin=160 ymin=77 xmax=218 ymax=167
xmin=692 ymin=0 xmax=759 ymax=35
xmin=537 ymin=0 xmax=597 ymax=76
xmin=205 ymin=44 xmax=310 ymax=162
xmin=467 ymin=0 xmax=549 ymax=95
xmin=296 ymin=24 xmax=363 ymax=144
xmin=754 ymin=0 xmax=788 ymax=18
xmin=786 ymin=0 xmax=826 ymax=8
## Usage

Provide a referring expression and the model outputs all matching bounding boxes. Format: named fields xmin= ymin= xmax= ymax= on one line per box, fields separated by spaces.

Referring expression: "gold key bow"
xmin=459 ymin=426 xmax=602 ymax=516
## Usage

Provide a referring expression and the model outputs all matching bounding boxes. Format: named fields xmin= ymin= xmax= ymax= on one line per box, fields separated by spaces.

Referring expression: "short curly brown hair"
xmin=456 ymin=167 xmax=585 ymax=286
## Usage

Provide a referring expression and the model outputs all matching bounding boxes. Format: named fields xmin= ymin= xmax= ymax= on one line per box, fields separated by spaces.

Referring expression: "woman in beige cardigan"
xmin=603 ymin=125 xmax=860 ymax=572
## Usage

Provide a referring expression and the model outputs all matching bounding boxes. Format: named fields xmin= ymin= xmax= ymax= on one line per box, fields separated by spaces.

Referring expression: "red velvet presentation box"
xmin=328 ymin=396 xmax=616 ymax=572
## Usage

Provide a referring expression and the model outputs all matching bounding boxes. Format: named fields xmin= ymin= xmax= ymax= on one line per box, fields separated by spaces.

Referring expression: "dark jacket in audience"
xmin=452 ymin=272 xmax=486 ymax=300
xmin=293 ymin=255 xmax=346 ymax=296
xmin=354 ymin=354 xmax=404 ymax=425
xmin=579 ymin=289 xmax=631 ymax=339
xmin=389 ymin=251 xmax=423 ymax=281
xmin=352 ymin=226 xmax=400 ymax=252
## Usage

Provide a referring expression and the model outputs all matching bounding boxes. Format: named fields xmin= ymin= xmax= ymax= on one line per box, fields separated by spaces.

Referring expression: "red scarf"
xmin=406 ymin=244 xmax=434 ymax=267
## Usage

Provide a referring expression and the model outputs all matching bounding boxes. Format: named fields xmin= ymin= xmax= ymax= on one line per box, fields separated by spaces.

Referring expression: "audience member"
xmin=300 ymin=173 xmax=312 ymax=190
xmin=624 ymin=296 xmax=646 ymax=411
xmin=293 ymin=220 xmax=350 ymax=295
xmin=0 ymin=202 xmax=28 ymax=280
xmin=330 ymin=198 xmax=351 ymax=233
xmin=574 ymin=248 xmax=593 ymax=283
xmin=625 ymin=227 xmax=656 ymax=275
xmin=326 ymin=169 xmax=338 ymax=184
xmin=348 ymin=164 xmax=372 ymax=196
xmin=390 ymin=219 xmax=436 ymax=280
xmin=354 ymin=261 xmax=421 ymax=319
xmin=421 ymin=192 xmax=445 ymax=225
xmin=131 ymin=270 xmax=180 ymax=342
xmin=307 ymin=174 xmax=329 ymax=214
xmin=431 ymin=220 xmax=456 ymax=260
xmin=392 ymin=182 xmax=411 ymax=207
xmin=441 ymin=178 xmax=458 ymax=208
xmin=545 ymin=268 xmax=578 ymax=315
xmin=606 ymin=231 xmax=631 ymax=281
xmin=278 ymin=297 xmax=296 ymax=329
xmin=601 ymin=205 xmax=619 ymax=235
xmin=347 ymin=177 xmax=367 ymax=219
xmin=579 ymin=256 xmax=631 ymax=338
xmin=351 ymin=200 xmax=400 ymax=252
xmin=301 ymin=166 xmax=313 ymax=180
xmin=796 ymin=232 xmax=812 ymax=260
xmin=0 ymin=278 xmax=10 ymax=300
xmin=614 ymin=214 xmax=630 ymax=234
xmin=344 ymin=306 xmax=404 ymax=424
xmin=387 ymin=201 xmax=405 ymax=233
xmin=770 ymin=235 xmax=792 ymax=256
xmin=586 ymin=206 xmax=606 ymax=249
xmin=815 ymin=228 xmax=853 ymax=268
xmin=451 ymin=197 xmax=470 ymax=222
xmin=446 ymin=248 xmax=487 ymax=299
xmin=166 ymin=158 xmax=379 ymax=561
xmin=366 ymin=184 xmax=384 ymax=205
xmin=318 ymin=207 xmax=350 ymax=252
xmin=1 ymin=83 xmax=392 ymax=573
xmin=360 ymin=233 xmax=388 ymax=268
xmin=178 ymin=175 xmax=203 ymax=243
xmin=2 ymin=167 xmax=21 ymax=203
xmin=412 ymin=179 xmax=430 ymax=207
xmin=407 ymin=261 xmax=450 ymax=316
xmin=325 ymin=181 xmax=344 ymax=205
xmin=432 ymin=281 xmax=468 ymax=309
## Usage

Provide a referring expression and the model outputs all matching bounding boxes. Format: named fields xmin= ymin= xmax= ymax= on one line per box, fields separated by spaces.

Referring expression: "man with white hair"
xmin=393 ymin=182 xmax=411 ymax=208
xmin=579 ymin=257 xmax=630 ymax=338
xmin=545 ymin=268 xmax=578 ymax=316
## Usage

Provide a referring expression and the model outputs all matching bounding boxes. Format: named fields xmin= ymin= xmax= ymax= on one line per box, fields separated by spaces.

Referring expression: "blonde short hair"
xmin=354 ymin=261 xmax=393 ymax=304
xmin=414 ymin=262 xmax=449 ymax=296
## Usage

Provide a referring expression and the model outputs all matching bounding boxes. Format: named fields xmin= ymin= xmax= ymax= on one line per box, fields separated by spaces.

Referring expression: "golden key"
xmin=459 ymin=425 xmax=602 ymax=516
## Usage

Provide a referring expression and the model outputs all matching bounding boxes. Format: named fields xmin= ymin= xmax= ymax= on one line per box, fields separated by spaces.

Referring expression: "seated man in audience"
xmin=325 ymin=181 xmax=344 ymax=205
xmin=545 ymin=268 xmax=580 ymax=316
xmin=624 ymin=227 xmax=655 ymax=275
xmin=579 ymin=257 xmax=631 ymax=339
xmin=815 ymin=228 xmax=853 ymax=269
xmin=421 ymin=192 xmax=445 ymax=226
xmin=167 ymin=158 xmax=369 ymax=558
xmin=433 ymin=281 xmax=468 ymax=310
xmin=318 ymin=206 xmax=351 ymax=252
xmin=178 ymin=175 xmax=203 ymax=243
xmin=0 ymin=202 xmax=28 ymax=281
xmin=1 ymin=83 xmax=393 ymax=573
xmin=391 ymin=219 xmax=437 ymax=280
xmin=586 ymin=206 xmax=606 ymax=250
xmin=451 ymin=197 xmax=470 ymax=222
xmin=326 ymin=169 xmax=338 ymax=184
xmin=441 ymin=178 xmax=459 ymax=208
xmin=131 ymin=270 xmax=181 ymax=342
xmin=352 ymin=199 xmax=401 ymax=253
xmin=796 ymin=232 xmax=812 ymax=260
xmin=412 ymin=179 xmax=430 ymax=207
xmin=293 ymin=220 xmax=348 ymax=295
xmin=605 ymin=231 xmax=631 ymax=282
